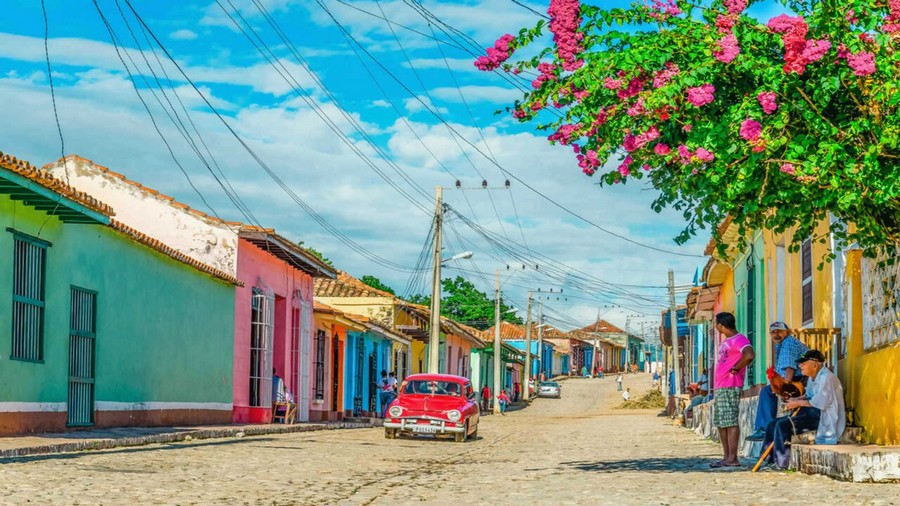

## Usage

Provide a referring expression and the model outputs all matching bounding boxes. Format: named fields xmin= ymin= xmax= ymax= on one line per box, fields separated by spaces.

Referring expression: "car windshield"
xmin=403 ymin=380 xmax=462 ymax=397
xmin=541 ymin=382 xmax=559 ymax=387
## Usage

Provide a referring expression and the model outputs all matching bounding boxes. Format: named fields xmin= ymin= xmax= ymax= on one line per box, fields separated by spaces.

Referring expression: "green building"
xmin=0 ymin=152 xmax=237 ymax=435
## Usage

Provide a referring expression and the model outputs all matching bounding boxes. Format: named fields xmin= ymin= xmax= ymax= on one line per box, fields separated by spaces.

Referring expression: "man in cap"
xmin=745 ymin=321 xmax=809 ymax=441
xmin=760 ymin=349 xmax=846 ymax=469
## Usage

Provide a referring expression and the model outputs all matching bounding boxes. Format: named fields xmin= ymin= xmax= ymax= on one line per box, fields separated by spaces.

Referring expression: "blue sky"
xmin=0 ymin=0 xmax=766 ymax=332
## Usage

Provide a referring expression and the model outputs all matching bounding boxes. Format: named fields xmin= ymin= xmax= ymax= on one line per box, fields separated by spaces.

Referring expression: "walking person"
xmin=480 ymin=384 xmax=491 ymax=412
xmin=498 ymin=390 xmax=511 ymax=415
xmin=652 ymin=370 xmax=660 ymax=389
xmin=746 ymin=322 xmax=809 ymax=441
xmin=378 ymin=370 xmax=393 ymax=417
xmin=616 ymin=373 xmax=623 ymax=391
xmin=711 ymin=311 xmax=755 ymax=468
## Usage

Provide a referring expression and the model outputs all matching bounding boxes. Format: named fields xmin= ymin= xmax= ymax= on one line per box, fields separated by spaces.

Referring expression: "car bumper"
xmin=537 ymin=390 xmax=560 ymax=397
xmin=384 ymin=419 xmax=466 ymax=434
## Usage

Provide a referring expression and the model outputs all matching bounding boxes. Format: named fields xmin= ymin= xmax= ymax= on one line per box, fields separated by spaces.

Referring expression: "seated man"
xmin=760 ymin=349 xmax=846 ymax=469
xmin=746 ymin=321 xmax=809 ymax=441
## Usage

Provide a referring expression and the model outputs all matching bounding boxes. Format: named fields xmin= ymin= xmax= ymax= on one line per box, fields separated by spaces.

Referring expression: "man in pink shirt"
xmin=711 ymin=312 xmax=755 ymax=468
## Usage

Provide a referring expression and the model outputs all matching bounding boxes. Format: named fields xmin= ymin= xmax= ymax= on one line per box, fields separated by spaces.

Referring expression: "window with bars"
xmin=249 ymin=287 xmax=274 ymax=407
xmin=290 ymin=306 xmax=300 ymax=398
xmin=745 ymin=255 xmax=757 ymax=387
xmin=11 ymin=233 xmax=48 ymax=362
xmin=801 ymin=239 xmax=814 ymax=325
xmin=314 ymin=329 xmax=326 ymax=401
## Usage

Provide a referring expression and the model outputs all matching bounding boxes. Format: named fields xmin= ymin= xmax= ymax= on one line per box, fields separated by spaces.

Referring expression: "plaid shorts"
xmin=713 ymin=387 xmax=741 ymax=428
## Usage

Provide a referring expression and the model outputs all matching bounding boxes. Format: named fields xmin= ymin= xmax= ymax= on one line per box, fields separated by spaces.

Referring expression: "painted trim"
xmin=95 ymin=401 xmax=233 ymax=411
xmin=0 ymin=402 xmax=66 ymax=413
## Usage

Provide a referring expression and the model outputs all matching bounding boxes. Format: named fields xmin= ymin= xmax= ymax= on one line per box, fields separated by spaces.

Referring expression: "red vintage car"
xmin=384 ymin=373 xmax=480 ymax=443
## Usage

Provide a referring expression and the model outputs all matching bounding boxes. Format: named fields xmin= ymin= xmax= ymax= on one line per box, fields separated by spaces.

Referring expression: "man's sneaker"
xmin=745 ymin=429 xmax=766 ymax=441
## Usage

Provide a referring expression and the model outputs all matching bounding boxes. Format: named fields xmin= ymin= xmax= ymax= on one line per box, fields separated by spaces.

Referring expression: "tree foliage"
xmin=360 ymin=275 xmax=396 ymax=295
xmin=484 ymin=0 xmax=900 ymax=253
xmin=296 ymin=241 xmax=334 ymax=267
xmin=409 ymin=276 xmax=523 ymax=330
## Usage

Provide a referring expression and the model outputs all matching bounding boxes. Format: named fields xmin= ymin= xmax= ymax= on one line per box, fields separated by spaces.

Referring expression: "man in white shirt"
xmin=622 ymin=388 xmax=631 ymax=401
xmin=762 ymin=350 xmax=845 ymax=469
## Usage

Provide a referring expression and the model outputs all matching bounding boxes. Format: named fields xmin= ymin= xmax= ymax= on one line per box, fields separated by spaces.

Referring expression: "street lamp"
xmin=428 ymin=247 xmax=474 ymax=374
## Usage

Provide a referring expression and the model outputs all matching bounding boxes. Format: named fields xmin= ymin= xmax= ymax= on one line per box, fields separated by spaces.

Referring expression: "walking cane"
xmin=751 ymin=407 xmax=800 ymax=473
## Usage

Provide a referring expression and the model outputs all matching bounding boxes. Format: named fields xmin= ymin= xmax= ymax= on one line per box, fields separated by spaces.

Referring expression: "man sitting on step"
xmin=760 ymin=349 xmax=846 ymax=469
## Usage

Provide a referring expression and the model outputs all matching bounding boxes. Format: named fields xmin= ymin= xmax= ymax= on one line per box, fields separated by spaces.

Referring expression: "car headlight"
xmin=447 ymin=410 xmax=462 ymax=422
xmin=388 ymin=405 xmax=403 ymax=418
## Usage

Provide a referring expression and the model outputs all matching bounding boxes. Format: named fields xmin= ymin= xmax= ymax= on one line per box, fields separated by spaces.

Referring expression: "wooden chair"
xmin=272 ymin=401 xmax=297 ymax=424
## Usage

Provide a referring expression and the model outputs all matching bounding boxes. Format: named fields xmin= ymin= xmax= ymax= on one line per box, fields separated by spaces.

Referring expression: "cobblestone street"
xmin=1 ymin=374 xmax=895 ymax=505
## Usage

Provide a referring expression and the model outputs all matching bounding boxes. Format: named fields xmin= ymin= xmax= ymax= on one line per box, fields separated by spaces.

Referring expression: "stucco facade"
xmin=1 ymin=155 xmax=235 ymax=435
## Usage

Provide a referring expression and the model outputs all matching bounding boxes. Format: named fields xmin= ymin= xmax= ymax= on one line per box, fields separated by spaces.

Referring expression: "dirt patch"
xmin=618 ymin=389 xmax=665 ymax=409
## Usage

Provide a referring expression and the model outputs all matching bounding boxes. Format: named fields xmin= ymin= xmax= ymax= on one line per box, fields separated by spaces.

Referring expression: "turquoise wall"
xmin=0 ymin=195 xmax=235 ymax=406
xmin=733 ymin=233 xmax=767 ymax=388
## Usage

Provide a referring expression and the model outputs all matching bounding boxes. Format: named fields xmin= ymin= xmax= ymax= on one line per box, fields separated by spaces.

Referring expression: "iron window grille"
xmin=331 ymin=334 xmax=340 ymax=412
xmin=11 ymin=232 xmax=48 ymax=362
xmin=745 ymin=253 xmax=757 ymax=387
xmin=801 ymin=239 xmax=814 ymax=325
xmin=249 ymin=286 xmax=275 ymax=407
xmin=314 ymin=329 xmax=326 ymax=401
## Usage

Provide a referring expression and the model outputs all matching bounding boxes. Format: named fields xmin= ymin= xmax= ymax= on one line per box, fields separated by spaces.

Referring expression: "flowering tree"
xmin=477 ymin=0 xmax=900 ymax=253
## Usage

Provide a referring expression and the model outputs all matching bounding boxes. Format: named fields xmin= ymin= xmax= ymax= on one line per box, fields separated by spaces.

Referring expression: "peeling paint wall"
xmin=45 ymin=157 xmax=239 ymax=275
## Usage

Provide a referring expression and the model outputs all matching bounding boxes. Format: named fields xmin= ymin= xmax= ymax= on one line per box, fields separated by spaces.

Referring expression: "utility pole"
xmin=523 ymin=292 xmax=533 ymax=401
xmin=428 ymin=186 xmax=443 ymax=374
xmin=493 ymin=269 xmax=502 ymax=415
xmin=641 ymin=321 xmax=646 ymax=373
xmin=536 ymin=301 xmax=544 ymax=381
xmin=668 ymin=269 xmax=681 ymax=396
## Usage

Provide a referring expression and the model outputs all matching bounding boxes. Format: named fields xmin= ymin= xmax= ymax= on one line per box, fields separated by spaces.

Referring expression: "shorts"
xmin=713 ymin=387 xmax=741 ymax=428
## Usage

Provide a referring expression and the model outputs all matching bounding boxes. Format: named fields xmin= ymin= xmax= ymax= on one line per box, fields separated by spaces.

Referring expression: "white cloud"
xmin=371 ymin=99 xmax=390 ymax=108
xmin=170 ymin=29 xmax=199 ymax=41
xmin=403 ymin=95 xmax=447 ymax=116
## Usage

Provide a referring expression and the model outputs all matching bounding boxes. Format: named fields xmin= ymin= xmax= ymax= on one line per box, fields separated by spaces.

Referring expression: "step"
xmin=791 ymin=426 xmax=862 ymax=445
xmin=790 ymin=444 xmax=900 ymax=483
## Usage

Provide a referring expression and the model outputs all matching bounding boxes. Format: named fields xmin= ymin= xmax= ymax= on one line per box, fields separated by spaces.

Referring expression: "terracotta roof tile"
xmin=1 ymin=151 xmax=114 ymax=217
xmin=315 ymin=271 xmax=398 ymax=298
xmin=109 ymin=219 xmax=240 ymax=285
xmin=578 ymin=319 xmax=626 ymax=334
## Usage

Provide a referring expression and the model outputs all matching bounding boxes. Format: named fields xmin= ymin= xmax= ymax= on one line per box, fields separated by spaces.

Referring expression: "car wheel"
xmin=470 ymin=424 xmax=478 ymax=440
xmin=384 ymin=428 xmax=397 ymax=439
xmin=454 ymin=423 xmax=468 ymax=443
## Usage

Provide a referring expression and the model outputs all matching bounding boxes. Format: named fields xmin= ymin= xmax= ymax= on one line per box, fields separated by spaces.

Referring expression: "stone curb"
xmin=0 ymin=422 xmax=372 ymax=460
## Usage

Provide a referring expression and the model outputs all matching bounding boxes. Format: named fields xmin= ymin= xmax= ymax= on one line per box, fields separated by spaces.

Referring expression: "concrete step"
xmin=790 ymin=443 xmax=900 ymax=483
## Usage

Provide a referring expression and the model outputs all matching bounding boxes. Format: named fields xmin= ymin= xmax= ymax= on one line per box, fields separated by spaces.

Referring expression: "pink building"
xmin=44 ymin=157 xmax=337 ymax=425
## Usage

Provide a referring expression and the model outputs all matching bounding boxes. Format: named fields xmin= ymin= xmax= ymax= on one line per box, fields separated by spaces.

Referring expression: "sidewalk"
xmin=0 ymin=420 xmax=371 ymax=459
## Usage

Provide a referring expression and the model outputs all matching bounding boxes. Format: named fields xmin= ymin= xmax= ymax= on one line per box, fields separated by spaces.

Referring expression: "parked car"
xmin=384 ymin=373 xmax=480 ymax=443
xmin=537 ymin=381 xmax=562 ymax=398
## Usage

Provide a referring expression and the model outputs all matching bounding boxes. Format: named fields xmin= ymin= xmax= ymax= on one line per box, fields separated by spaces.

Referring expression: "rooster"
xmin=766 ymin=366 xmax=805 ymax=400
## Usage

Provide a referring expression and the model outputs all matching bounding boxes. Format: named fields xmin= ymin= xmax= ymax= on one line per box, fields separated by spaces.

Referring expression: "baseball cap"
xmin=796 ymin=349 xmax=826 ymax=364
xmin=769 ymin=321 xmax=789 ymax=331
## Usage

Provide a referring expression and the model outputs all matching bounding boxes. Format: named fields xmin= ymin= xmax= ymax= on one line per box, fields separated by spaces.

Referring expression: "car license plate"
xmin=412 ymin=425 xmax=439 ymax=434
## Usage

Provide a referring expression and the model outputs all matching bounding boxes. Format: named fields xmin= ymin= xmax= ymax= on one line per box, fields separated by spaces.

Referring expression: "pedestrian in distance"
xmin=581 ymin=365 xmax=588 ymax=378
xmin=710 ymin=311 xmax=755 ymax=468
xmin=746 ymin=322 xmax=809 ymax=441
xmin=622 ymin=388 xmax=631 ymax=401
xmin=616 ymin=373 xmax=623 ymax=391
xmin=652 ymin=370 xmax=660 ymax=389
xmin=498 ymin=390 xmax=511 ymax=415
xmin=378 ymin=370 xmax=394 ymax=417
xmin=597 ymin=366 xmax=604 ymax=379
xmin=480 ymin=384 xmax=491 ymax=412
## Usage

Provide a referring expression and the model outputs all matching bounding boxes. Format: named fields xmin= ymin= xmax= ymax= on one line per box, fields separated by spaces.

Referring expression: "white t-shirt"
xmin=622 ymin=390 xmax=630 ymax=401
xmin=807 ymin=367 xmax=846 ymax=444
xmin=387 ymin=377 xmax=398 ymax=390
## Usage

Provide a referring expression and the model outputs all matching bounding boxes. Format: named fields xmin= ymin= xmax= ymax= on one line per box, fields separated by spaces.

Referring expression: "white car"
xmin=537 ymin=381 xmax=561 ymax=398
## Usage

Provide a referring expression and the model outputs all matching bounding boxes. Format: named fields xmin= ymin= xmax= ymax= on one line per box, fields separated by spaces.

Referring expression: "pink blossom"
xmin=617 ymin=78 xmax=643 ymax=100
xmin=677 ymin=145 xmax=692 ymax=165
xmin=627 ymin=98 xmax=648 ymax=117
xmin=548 ymin=0 xmax=584 ymax=71
xmin=695 ymin=148 xmax=715 ymax=162
xmin=572 ymin=143 xmax=581 ymax=153
xmin=847 ymin=51 xmax=876 ymax=76
xmin=686 ymin=84 xmax=715 ymax=107
xmin=780 ymin=163 xmax=795 ymax=175
xmin=683 ymin=124 xmax=692 ymax=132
xmin=530 ymin=101 xmax=544 ymax=112
xmin=604 ymin=77 xmax=622 ymax=89
xmin=648 ymin=0 xmax=682 ymax=20
xmin=474 ymin=34 xmax=516 ymax=71
xmin=846 ymin=10 xmax=859 ymax=25
xmin=623 ymin=133 xmax=638 ymax=152
xmin=715 ymin=15 xmax=736 ymax=33
xmin=885 ymin=0 xmax=900 ymax=33
xmin=836 ymin=43 xmax=850 ymax=60
xmin=652 ymin=63 xmax=680 ymax=88
xmin=642 ymin=164 xmax=652 ymax=171
xmin=548 ymin=124 xmax=578 ymax=145
xmin=573 ymin=88 xmax=590 ymax=100
xmin=654 ymin=143 xmax=672 ymax=155
xmin=532 ymin=62 xmax=558 ymax=89
xmin=714 ymin=32 xmax=741 ymax=63
xmin=618 ymin=155 xmax=633 ymax=177
xmin=767 ymin=15 xmax=811 ymax=74
xmin=757 ymin=92 xmax=778 ymax=115
xmin=512 ymin=108 xmax=527 ymax=119
xmin=752 ymin=142 xmax=767 ymax=153
xmin=802 ymin=39 xmax=832 ymax=63
xmin=739 ymin=119 xmax=762 ymax=141
xmin=635 ymin=126 xmax=660 ymax=148
xmin=724 ymin=0 xmax=747 ymax=15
